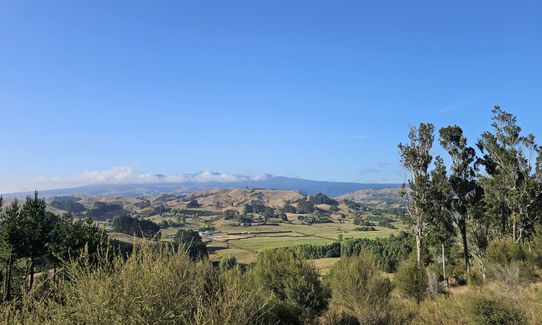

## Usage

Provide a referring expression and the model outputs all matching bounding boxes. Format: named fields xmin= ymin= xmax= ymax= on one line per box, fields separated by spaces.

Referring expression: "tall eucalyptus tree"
xmin=399 ymin=123 xmax=437 ymax=265
xmin=478 ymin=107 xmax=542 ymax=242
xmin=439 ymin=125 xmax=482 ymax=273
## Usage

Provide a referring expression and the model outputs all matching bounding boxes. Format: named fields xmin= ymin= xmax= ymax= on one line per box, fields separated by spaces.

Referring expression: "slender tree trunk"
xmin=460 ymin=224 xmax=470 ymax=275
xmin=517 ymin=229 xmax=522 ymax=242
xmin=512 ymin=218 xmax=516 ymax=241
xmin=442 ymin=243 xmax=448 ymax=289
xmin=517 ymin=222 xmax=525 ymax=243
xmin=415 ymin=232 xmax=422 ymax=266
xmin=28 ymin=258 xmax=35 ymax=290
xmin=3 ymin=254 xmax=13 ymax=302
xmin=501 ymin=214 xmax=506 ymax=238
xmin=1 ymin=268 xmax=4 ymax=301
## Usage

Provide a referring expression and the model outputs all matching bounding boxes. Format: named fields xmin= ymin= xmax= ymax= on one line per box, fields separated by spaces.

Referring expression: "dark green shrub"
xmin=377 ymin=221 xmax=396 ymax=229
xmin=528 ymin=226 xmax=542 ymax=268
xmin=89 ymin=202 xmax=125 ymax=220
xmin=282 ymin=203 xmax=296 ymax=214
xmin=394 ymin=259 xmax=428 ymax=304
xmin=327 ymin=251 xmax=394 ymax=324
xmin=50 ymin=196 xmax=86 ymax=214
xmin=320 ymin=307 xmax=360 ymax=325
xmin=308 ymin=193 xmax=338 ymax=206
xmin=485 ymin=238 xmax=536 ymax=291
xmin=263 ymin=206 xmax=275 ymax=219
xmin=467 ymin=271 xmax=484 ymax=287
xmin=301 ymin=211 xmax=331 ymax=225
xmin=223 ymin=210 xmax=239 ymax=220
xmin=174 ymin=229 xmax=208 ymax=260
xmin=486 ymin=238 xmax=528 ymax=265
xmin=111 ymin=215 xmax=161 ymax=239
xmin=244 ymin=200 xmax=266 ymax=214
xmin=295 ymin=199 xmax=315 ymax=214
xmin=186 ymin=198 xmax=201 ymax=209
xmin=219 ymin=255 xmax=237 ymax=271
xmin=466 ymin=292 xmax=527 ymax=325
xmin=353 ymin=216 xmax=375 ymax=227
xmin=354 ymin=226 xmax=376 ymax=231
xmin=249 ymin=249 xmax=329 ymax=323
xmin=0 ymin=245 xmax=270 ymax=324
xmin=341 ymin=232 xmax=414 ymax=272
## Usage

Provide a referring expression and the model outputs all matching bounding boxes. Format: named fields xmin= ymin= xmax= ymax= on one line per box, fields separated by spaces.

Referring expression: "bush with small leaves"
xmin=219 ymin=255 xmax=237 ymax=271
xmin=485 ymin=238 xmax=536 ymax=291
xmin=0 ymin=244 xmax=270 ymax=324
xmin=174 ymin=229 xmax=208 ymax=260
xmin=249 ymin=249 xmax=329 ymax=324
xmin=394 ymin=259 xmax=428 ymax=304
xmin=466 ymin=291 xmax=527 ymax=325
xmin=529 ymin=226 xmax=542 ymax=268
xmin=327 ymin=250 xmax=394 ymax=324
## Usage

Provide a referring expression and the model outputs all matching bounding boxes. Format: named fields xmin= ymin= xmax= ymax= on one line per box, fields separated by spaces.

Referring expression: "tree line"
xmin=399 ymin=106 xmax=542 ymax=280
xmin=0 ymin=192 xmax=109 ymax=302
xmin=280 ymin=231 xmax=413 ymax=272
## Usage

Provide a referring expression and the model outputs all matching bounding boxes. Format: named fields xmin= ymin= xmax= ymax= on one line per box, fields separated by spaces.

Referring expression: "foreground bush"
xmin=485 ymin=238 xmax=537 ymax=291
xmin=326 ymin=251 xmax=394 ymax=324
xmin=249 ymin=248 xmax=330 ymax=324
xmin=466 ymin=291 xmax=527 ymax=325
xmin=218 ymin=255 xmax=238 ymax=271
xmin=414 ymin=288 xmax=530 ymax=325
xmin=0 ymin=244 xmax=333 ymax=324
xmin=2 ymin=241 xmax=541 ymax=324
xmin=1 ymin=245 xmax=270 ymax=324
xmin=394 ymin=259 xmax=429 ymax=304
xmin=529 ymin=226 xmax=542 ymax=268
xmin=174 ymin=229 xmax=208 ymax=260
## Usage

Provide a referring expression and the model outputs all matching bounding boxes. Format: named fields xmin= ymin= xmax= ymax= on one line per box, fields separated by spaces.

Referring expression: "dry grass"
xmin=311 ymin=257 xmax=341 ymax=275
xmin=0 ymin=244 xmax=271 ymax=324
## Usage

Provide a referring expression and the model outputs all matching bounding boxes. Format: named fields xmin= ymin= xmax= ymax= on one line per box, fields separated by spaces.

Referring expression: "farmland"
xmin=209 ymin=222 xmax=405 ymax=264
xmin=41 ymin=188 xmax=406 ymax=268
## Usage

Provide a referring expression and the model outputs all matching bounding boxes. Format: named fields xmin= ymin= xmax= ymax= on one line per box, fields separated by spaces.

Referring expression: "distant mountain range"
xmin=3 ymin=173 xmax=401 ymax=198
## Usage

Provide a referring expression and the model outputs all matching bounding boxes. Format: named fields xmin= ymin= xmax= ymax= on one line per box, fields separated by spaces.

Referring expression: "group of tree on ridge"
xmin=400 ymin=106 xmax=542 ymax=280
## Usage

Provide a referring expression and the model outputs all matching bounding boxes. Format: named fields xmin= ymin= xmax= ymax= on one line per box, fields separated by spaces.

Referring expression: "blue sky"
xmin=1 ymin=0 xmax=541 ymax=192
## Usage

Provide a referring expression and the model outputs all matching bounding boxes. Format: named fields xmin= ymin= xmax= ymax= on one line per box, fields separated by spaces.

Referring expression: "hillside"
xmin=184 ymin=188 xmax=304 ymax=211
xmin=36 ymin=188 xmax=405 ymax=265
xmin=338 ymin=187 xmax=404 ymax=205
xmin=338 ymin=187 xmax=405 ymax=215
xmin=42 ymin=189 xmax=305 ymax=217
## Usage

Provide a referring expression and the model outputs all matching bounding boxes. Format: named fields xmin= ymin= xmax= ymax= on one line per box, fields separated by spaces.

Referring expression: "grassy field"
xmin=83 ymin=189 xmax=407 ymax=273
xmin=214 ymin=248 xmax=257 ymax=264
xmin=228 ymin=236 xmax=332 ymax=251
xmin=310 ymin=257 xmax=341 ymax=275
xmin=107 ymin=212 xmax=405 ymax=273
xmin=210 ymin=221 xmax=405 ymax=266
xmin=108 ymin=232 xmax=150 ymax=244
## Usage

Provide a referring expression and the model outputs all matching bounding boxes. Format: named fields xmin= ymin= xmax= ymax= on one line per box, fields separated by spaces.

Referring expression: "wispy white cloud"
xmin=1 ymin=167 xmax=271 ymax=194
xmin=71 ymin=166 xmax=140 ymax=184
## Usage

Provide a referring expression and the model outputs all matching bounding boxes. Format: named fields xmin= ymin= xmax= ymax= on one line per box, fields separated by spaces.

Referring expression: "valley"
xmin=43 ymin=188 xmax=406 ymax=269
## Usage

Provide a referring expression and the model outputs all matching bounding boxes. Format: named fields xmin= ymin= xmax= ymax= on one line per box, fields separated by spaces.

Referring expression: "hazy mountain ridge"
xmin=3 ymin=174 xmax=400 ymax=198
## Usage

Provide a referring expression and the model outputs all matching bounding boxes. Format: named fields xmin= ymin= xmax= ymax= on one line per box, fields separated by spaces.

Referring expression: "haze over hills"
xmin=3 ymin=171 xmax=400 ymax=198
